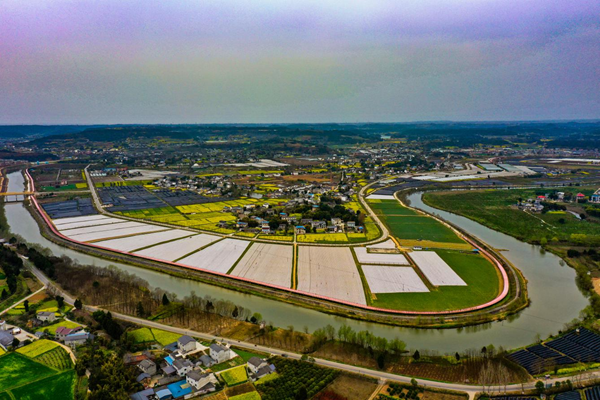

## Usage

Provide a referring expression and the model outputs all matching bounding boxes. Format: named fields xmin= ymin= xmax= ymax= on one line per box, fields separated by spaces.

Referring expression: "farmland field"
xmin=127 ymin=327 xmax=155 ymax=343
xmin=0 ymin=353 xmax=56 ymax=392
xmin=220 ymin=365 xmax=248 ymax=386
xmin=368 ymin=200 xmax=464 ymax=243
xmin=230 ymin=243 xmax=292 ymax=288
xmin=297 ymin=246 xmax=366 ymax=305
xmin=151 ymin=329 xmax=182 ymax=346
xmin=409 ymin=251 xmax=467 ymax=286
xmin=52 ymin=214 xmax=109 ymax=227
xmin=423 ymin=188 xmax=600 ymax=244
xmin=179 ymin=239 xmax=250 ymax=274
xmin=297 ymin=233 xmax=349 ymax=243
xmin=95 ymin=229 xmax=194 ymax=252
xmin=135 ymin=234 xmax=221 ymax=261
xmin=34 ymin=346 xmax=73 ymax=370
xmin=258 ymin=235 xmax=293 ymax=241
xmin=372 ymin=250 xmax=500 ymax=311
xmin=10 ymin=370 xmax=75 ymax=400
xmin=52 ymin=216 xmax=118 ymax=230
xmin=363 ymin=266 xmax=429 ymax=293
xmin=16 ymin=339 xmax=60 ymax=358
xmin=127 ymin=327 xmax=181 ymax=346
xmin=353 ymin=247 xmax=409 ymax=265
xmin=258 ymin=358 xmax=338 ymax=400
xmin=229 ymin=392 xmax=262 ymax=400
xmin=64 ymin=223 xmax=167 ymax=242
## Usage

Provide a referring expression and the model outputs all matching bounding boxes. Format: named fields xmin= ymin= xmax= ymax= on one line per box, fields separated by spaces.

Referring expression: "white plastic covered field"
xmin=67 ymin=224 xmax=167 ymax=242
xmin=94 ymin=229 xmax=195 ymax=253
xmin=53 ymin=216 xmax=123 ymax=230
xmin=52 ymin=214 xmax=112 ymax=227
xmin=57 ymin=220 xmax=143 ymax=236
xmin=178 ymin=239 xmax=250 ymax=274
xmin=353 ymin=247 xmax=409 ymax=265
xmin=408 ymin=251 xmax=467 ymax=286
xmin=366 ymin=194 xmax=396 ymax=200
xmin=135 ymin=234 xmax=221 ymax=261
xmin=230 ymin=243 xmax=292 ymax=288
xmin=362 ymin=265 xmax=429 ymax=293
xmin=297 ymin=246 xmax=366 ymax=305
xmin=367 ymin=239 xmax=397 ymax=250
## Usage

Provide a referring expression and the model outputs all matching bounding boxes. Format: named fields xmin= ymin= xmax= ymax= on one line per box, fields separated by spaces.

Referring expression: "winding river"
xmin=4 ymin=172 xmax=589 ymax=353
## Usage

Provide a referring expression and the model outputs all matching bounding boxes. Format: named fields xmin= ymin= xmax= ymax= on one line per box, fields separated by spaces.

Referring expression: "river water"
xmin=4 ymin=172 xmax=589 ymax=353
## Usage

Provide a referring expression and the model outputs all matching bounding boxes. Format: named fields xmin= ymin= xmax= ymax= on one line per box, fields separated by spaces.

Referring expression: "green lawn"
xmin=36 ymin=320 xmax=81 ymax=335
xmin=220 ymin=365 xmax=248 ymax=386
xmin=10 ymin=370 xmax=75 ymax=400
xmin=423 ymin=188 xmax=600 ymax=245
xmin=369 ymin=200 xmax=464 ymax=243
xmin=372 ymin=250 xmax=500 ymax=311
xmin=234 ymin=349 xmax=266 ymax=363
xmin=127 ymin=328 xmax=155 ymax=343
xmin=0 ymin=353 xmax=56 ymax=392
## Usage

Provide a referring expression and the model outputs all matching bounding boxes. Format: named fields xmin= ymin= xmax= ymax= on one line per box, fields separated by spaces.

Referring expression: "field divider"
xmin=129 ymin=233 xmax=198 ymax=253
xmin=226 ymin=241 xmax=254 ymax=275
xmin=351 ymin=247 xmax=374 ymax=306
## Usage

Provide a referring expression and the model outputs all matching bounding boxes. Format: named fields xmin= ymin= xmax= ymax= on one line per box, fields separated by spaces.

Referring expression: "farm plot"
xmin=95 ymin=229 xmax=194 ymax=252
xmin=57 ymin=220 xmax=142 ymax=235
xmin=34 ymin=347 xmax=73 ymax=370
xmin=65 ymin=224 xmax=167 ymax=242
xmin=367 ymin=239 xmax=397 ymax=249
xmin=52 ymin=214 xmax=110 ymax=227
xmin=135 ymin=234 xmax=221 ymax=261
xmin=0 ymin=353 xmax=56 ymax=392
xmin=297 ymin=246 xmax=366 ymax=305
xmin=220 ymin=365 xmax=248 ymax=386
xmin=353 ymin=247 xmax=409 ymax=265
xmin=41 ymin=198 xmax=96 ymax=219
xmin=178 ymin=239 xmax=250 ymax=274
xmin=52 ymin=216 xmax=122 ymax=230
xmin=16 ymin=340 xmax=60 ymax=358
xmin=230 ymin=243 xmax=292 ymax=288
xmin=363 ymin=265 xmax=429 ymax=293
xmin=408 ymin=251 xmax=466 ymax=286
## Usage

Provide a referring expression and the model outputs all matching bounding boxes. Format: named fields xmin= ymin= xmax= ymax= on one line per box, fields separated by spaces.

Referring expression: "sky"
xmin=1 ymin=0 xmax=599 ymax=124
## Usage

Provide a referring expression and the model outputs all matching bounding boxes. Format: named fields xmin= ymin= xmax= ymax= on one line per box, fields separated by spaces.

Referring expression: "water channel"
xmin=4 ymin=171 xmax=589 ymax=353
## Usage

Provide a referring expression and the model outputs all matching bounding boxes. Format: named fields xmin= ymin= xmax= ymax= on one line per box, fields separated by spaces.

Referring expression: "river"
xmin=4 ymin=171 xmax=589 ymax=353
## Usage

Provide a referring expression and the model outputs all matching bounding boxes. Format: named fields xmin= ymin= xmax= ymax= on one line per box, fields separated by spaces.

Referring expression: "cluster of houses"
xmin=517 ymin=190 xmax=600 ymax=213
xmin=32 ymin=311 xmax=93 ymax=349
xmin=130 ymin=335 xmax=275 ymax=400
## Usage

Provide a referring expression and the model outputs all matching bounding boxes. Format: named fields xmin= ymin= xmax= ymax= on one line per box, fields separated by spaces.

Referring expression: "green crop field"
xmin=151 ymin=329 xmax=181 ymax=346
xmin=127 ymin=327 xmax=181 ymax=346
xmin=423 ymin=188 xmax=600 ymax=245
xmin=372 ymin=250 xmax=500 ymax=311
xmin=16 ymin=339 xmax=60 ymax=358
xmin=36 ymin=320 xmax=81 ymax=335
xmin=0 ymin=353 xmax=56 ymax=392
xmin=10 ymin=370 xmax=75 ymax=400
xmin=229 ymin=391 xmax=262 ymax=400
xmin=369 ymin=200 xmax=464 ymax=243
xmin=234 ymin=349 xmax=266 ymax=363
xmin=34 ymin=347 xmax=73 ymax=370
xmin=127 ymin=327 xmax=155 ymax=343
xmin=221 ymin=365 xmax=248 ymax=386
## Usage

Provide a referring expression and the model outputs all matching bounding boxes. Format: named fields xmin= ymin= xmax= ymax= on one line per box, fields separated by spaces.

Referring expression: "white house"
xmin=209 ymin=343 xmax=232 ymax=364
xmin=173 ymin=358 xmax=194 ymax=376
xmin=247 ymin=357 xmax=268 ymax=374
xmin=186 ymin=371 xmax=217 ymax=394
xmin=37 ymin=312 xmax=56 ymax=323
xmin=177 ymin=335 xmax=198 ymax=354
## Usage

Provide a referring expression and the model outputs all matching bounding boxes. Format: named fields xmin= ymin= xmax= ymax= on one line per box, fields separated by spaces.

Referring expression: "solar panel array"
xmin=555 ymin=391 xmax=581 ymax=400
xmin=42 ymin=198 xmax=97 ymax=219
xmin=98 ymin=186 xmax=165 ymax=212
xmin=508 ymin=328 xmax=600 ymax=374
xmin=152 ymin=189 xmax=231 ymax=207
xmin=585 ymin=386 xmax=600 ymax=400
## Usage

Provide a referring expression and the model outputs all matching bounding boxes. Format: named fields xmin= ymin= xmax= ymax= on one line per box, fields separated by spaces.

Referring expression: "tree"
xmin=413 ymin=350 xmax=420 ymax=361
xmin=74 ymin=299 xmax=83 ymax=310
xmin=411 ymin=378 xmax=418 ymax=388
xmin=24 ymin=300 xmax=29 ymax=313
xmin=11 ymin=338 xmax=20 ymax=349
xmin=377 ymin=352 xmax=386 ymax=369
xmin=295 ymin=387 xmax=308 ymax=400
xmin=455 ymin=352 xmax=461 ymax=362
xmin=56 ymin=295 xmax=64 ymax=309
xmin=481 ymin=346 xmax=487 ymax=357
xmin=535 ymin=380 xmax=545 ymax=395
xmin=136 ymin=302 xmax=145 ymax=318
xmin=1 ymin=289 xmax=7 ymax=299
xmin=162 ymin=293 xmax=170 ymax=306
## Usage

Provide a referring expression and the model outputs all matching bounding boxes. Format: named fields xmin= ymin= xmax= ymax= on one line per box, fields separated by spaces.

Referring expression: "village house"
xmin=64 ymin=332 xmax=94 ymax=349
xmin=591 ymin=189 xmax=600 ymax=203
xmin=36 ymin=311 xmax=56 ymax=323
xmin=56 ymin=326 xmax=83 ymax=341
xmin=209 ymin=343 xmax=232 ymax=364
xmin=173 ymin=358 xmax=194 ymax=376
xmin=186 ymin=371 xmax=218 ymax=394
xmin=177 ymin=335 xmax=199 ymax=354
xmin=294 ymin=225 xmax=306 ymax=235
xmin=138 ymin=359 xmax=157 ymax=376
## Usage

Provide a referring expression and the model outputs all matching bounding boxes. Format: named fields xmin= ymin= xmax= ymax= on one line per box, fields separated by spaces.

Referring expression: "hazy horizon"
xmin=2 ymin=0 xmax=599 ymax=124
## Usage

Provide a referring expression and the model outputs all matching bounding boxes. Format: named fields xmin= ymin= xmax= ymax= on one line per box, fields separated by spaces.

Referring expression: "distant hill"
xmin=0 ymin=125 xmax=103 ymax=139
